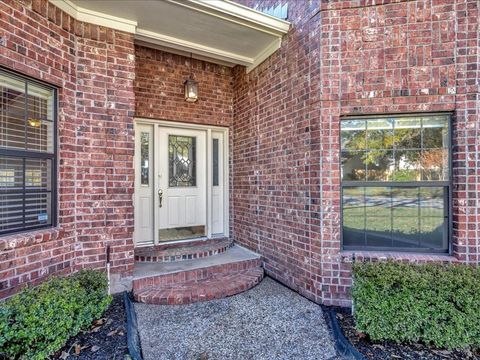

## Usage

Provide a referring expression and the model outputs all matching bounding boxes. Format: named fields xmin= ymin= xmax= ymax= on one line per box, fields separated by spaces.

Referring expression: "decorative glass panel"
xmin=213 ymin=138 xmax=219 ymax=186
xmin=169 ymin=135 xmax=196 ymax=187
xmin=140 ymin=132 xmax=149 ymax=186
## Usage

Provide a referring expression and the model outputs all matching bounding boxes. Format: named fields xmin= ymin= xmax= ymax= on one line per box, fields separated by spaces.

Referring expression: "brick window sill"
xmin=340 ymin=250 xmax=457 ymax=264
xmin=0 ymin=227 xmax=63 ymax=252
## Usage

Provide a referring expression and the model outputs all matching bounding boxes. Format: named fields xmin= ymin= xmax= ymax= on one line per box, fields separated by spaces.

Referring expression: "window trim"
xmin=0 ymin=67 xmax=58 ymax=236
xmin=339 ymin=112 xmax=453 ymax=254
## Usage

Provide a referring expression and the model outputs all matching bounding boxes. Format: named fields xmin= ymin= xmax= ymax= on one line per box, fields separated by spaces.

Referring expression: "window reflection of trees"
xmin=341 ymin=117 xmax=448 ymax=182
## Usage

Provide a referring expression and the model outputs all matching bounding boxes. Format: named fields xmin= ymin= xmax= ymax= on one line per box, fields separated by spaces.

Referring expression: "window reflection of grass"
xmin=344 ymin=206 xmax=443 ymax=234
xmin=366 ymin=216 xmax=390 ymax=233
xmin=343 ymin=186 xmax=444 ymax=237
xmin=343 ymin=213 xmax=363 ymax=231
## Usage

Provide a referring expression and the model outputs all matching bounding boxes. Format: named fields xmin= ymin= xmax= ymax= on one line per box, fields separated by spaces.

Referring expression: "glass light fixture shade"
xmin=184 ymin=78 xmax=198 ymax=103
xmin=27 ymin=118 xmax=42 ymax=128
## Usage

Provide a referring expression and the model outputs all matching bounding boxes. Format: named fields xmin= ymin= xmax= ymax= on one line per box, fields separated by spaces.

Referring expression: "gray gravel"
xmin=134 ymin=277 xmax=338 ymax=360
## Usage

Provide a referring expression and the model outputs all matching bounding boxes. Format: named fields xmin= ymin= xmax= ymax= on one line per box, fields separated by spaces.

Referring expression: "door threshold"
xmin=134 ymin=234 xmax=226 ymax=248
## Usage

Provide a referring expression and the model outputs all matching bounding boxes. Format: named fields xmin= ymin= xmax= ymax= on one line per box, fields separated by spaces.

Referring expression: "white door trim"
xmin=134 ymin=118 xmax=229 ymax=246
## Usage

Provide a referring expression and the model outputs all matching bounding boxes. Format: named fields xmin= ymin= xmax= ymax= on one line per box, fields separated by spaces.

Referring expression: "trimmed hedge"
xmin=0 ymin=270 xmax=111 ymax=359
xmin=352 ymin=261 xmax=480 ymax=349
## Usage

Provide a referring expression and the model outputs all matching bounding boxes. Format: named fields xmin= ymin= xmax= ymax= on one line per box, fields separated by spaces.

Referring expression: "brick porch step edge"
xmin=132 ymin=257 xmax=262 ymax=291
xmin=134 ymin=267 xmax=264 ymax=305
xmin=134 ymin=238 xmax=232 ymax=263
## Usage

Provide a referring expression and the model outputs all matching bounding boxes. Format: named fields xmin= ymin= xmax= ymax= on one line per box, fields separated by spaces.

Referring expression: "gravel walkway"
xmin=134 ymin=277 xmax=338 ymax=360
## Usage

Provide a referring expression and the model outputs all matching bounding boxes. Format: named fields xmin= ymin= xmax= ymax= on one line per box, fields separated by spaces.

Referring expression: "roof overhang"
xmin=50 ymin=0 xmax=290 ymax=72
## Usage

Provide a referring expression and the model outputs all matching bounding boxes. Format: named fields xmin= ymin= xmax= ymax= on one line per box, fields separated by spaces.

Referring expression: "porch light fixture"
xmin=184 ymin=53 xmax=198 ymax=103
xmin=184 ymin=77 xmax=198 ymax=103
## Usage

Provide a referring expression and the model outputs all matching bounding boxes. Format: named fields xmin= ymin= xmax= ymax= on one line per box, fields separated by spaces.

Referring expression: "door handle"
xmin=158 ymin=189 xmax=163 ymax=208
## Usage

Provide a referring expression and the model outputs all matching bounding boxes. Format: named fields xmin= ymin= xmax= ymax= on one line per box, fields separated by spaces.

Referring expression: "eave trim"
xmin=49 ymin=0 xmax=290 ymax=71
xmin=135 ymin=29 xmax=253 ymax=66
xmin=50 ymin=0 xmax=138 ymax=33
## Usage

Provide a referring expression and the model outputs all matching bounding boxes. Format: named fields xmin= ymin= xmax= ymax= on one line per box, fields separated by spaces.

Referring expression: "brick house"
xmin=0 ymin=0 xmax=478 ymax=306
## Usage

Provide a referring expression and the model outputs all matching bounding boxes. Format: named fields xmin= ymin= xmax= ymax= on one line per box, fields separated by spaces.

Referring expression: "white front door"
xmin=157 ymin=127 xmax=206 ymax=241
xmin=134 ymin=121 xmax=228 ymax=246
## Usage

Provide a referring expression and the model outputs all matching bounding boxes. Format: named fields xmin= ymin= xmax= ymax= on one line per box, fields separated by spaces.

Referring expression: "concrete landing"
xmin=133 ymin=245 xmax=260 ymax=279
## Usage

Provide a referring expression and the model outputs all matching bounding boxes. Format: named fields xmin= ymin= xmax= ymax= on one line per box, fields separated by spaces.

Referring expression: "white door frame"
xmin=134 ymin=118 xmax=229 ymax=246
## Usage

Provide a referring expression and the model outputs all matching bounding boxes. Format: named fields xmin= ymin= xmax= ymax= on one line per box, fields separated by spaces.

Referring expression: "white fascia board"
xmin=168 ymin=0 xmax=290 ymax=37
xmin=135 ymin=28 xmax=253 ymax=67
xmin=134 ymin=40 xmax=237 ymax=67
xmin=247 ymin=37 xmax=282 ymax=73
xmin=50 ymin=0 xmax=137 ymax=33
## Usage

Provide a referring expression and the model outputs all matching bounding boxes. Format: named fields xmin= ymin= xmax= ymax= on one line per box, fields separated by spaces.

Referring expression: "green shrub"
xmin=0 ymin=270 xmax=112 ymax=360
xmin=352 ymin=261 xmax=480 ymax=349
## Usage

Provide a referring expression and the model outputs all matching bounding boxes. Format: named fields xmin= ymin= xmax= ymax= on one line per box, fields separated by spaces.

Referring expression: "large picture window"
xmin=341 ymin=114 xmax=450 ymax=253
xmin=0 ymin=70 xmax=56 ymax=235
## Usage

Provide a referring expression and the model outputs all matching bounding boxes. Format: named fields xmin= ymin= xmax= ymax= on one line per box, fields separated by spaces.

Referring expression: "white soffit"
xmin=50 ymin=0 xmax=290 ymax=72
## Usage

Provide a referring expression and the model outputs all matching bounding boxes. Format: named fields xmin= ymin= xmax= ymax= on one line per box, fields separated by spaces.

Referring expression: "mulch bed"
xmin=55 ymin=294 xmax=129 ymax=360
xmin=336 ymin=307 xmax=480 ymax=360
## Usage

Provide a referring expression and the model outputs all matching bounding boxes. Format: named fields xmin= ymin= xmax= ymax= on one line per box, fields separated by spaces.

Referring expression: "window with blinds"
xmin=0 ymin=70 xmax=56 ymax=235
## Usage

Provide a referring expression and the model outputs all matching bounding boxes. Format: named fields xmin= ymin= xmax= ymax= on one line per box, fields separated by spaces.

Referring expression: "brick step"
xmin=133 ymin=245 xmax=263 ymax=304
xmin=133 ymin=257 xmax=262 ymax=291
xmin=134 ymin=238 xmax=232 ymax=263
xmin=134 ymin=267 xmax=264 ymax=305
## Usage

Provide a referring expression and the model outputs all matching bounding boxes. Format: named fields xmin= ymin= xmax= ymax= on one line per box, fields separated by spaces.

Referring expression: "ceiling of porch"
xmin=51 ymin=0 xmax=290 ymax=72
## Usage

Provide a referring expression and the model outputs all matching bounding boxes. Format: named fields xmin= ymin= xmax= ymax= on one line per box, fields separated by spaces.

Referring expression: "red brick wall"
xmin=1 ymin=0 xmax=478 ymax=307
xmin=233 ymin=0 xmax=480 ymax=306
xmin=232 ymin=0 xmax=324 ymax=303
xmin=134 ymin=45 xmax=233 ymax=127
xmin=0 ymin=0 xmax=135 ymax=298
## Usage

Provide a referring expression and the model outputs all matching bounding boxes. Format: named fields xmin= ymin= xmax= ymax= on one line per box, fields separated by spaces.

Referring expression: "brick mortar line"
xmin=319 ymin=0 xmax=417 ymax=13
